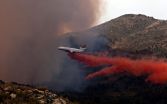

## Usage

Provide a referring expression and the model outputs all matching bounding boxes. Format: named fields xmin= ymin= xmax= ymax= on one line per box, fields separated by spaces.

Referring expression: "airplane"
xmin=58 ymin=45 xmax=86 ymax=53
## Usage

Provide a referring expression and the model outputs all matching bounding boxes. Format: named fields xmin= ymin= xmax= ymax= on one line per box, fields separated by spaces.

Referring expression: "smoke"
xmin=69 ymin=53 xmax=167 ymax=84
xmin=0 ymin=0 xmax=102 ymax=91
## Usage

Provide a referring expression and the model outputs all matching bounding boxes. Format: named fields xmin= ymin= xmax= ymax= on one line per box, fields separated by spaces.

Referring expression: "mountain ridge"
xmin=66 ymin=14 xmax=167 ymax=58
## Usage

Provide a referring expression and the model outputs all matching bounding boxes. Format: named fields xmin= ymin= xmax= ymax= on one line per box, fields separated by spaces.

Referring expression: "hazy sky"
xmin=99 ymin=0 xmax=167 ymax=24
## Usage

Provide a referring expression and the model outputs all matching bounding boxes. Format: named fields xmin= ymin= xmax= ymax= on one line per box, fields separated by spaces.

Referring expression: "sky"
xmin=99 ymin=0 xmax=167 ymax=24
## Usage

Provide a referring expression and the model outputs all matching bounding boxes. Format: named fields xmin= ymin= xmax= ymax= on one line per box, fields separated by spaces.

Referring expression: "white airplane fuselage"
xmin=58 ymin=46 xmax=86 ymax=53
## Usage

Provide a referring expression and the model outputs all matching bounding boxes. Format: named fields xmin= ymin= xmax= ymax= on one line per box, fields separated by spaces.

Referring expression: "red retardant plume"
xmin=68 ymin=53 xmax=167 ymax=84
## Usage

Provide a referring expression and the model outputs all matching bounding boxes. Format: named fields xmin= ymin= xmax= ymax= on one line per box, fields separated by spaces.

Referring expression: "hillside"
xmin=104 ymin=14 xmax=167 ymax=57
xmin=66 ymin=14 xmax=167 ymax=57
xmin=60 ymin=14 xmax=167 ymax=104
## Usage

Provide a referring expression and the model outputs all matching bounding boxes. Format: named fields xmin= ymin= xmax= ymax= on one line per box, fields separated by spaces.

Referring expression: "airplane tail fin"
xmin=80 ymin=45 xmax=87 ymax=50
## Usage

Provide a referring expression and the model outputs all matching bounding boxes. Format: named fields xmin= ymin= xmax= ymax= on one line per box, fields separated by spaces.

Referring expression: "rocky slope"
xmin=0 ymin=80 xmax=72 ymax=104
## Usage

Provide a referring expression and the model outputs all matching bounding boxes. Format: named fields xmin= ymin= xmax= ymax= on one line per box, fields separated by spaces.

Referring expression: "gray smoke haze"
xmin=0 ymin=0 xmax=103 ymax=91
